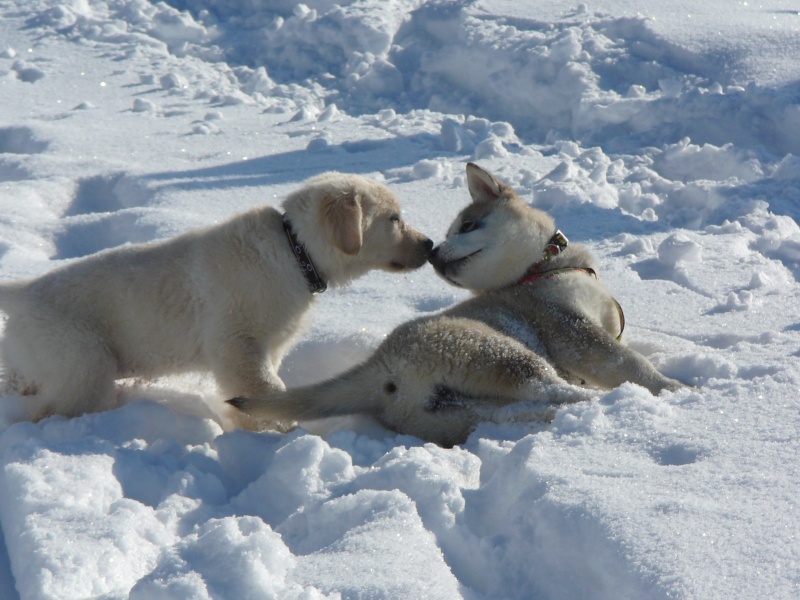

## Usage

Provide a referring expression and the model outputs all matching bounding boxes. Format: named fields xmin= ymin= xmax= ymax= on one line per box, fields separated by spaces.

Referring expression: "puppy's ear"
xmin=322 ymin=190 xmax=363 ymax=255
xmin=466 ymin=162 xmax=504 ymax=204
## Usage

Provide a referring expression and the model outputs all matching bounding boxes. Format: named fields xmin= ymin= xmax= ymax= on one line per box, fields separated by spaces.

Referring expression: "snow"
xmin=0 ymin=0 xmax=798 ymax=598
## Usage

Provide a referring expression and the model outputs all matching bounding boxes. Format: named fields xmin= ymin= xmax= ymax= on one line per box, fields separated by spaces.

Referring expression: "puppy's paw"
xmin=225 ymin=397 xmax=298 ymax=433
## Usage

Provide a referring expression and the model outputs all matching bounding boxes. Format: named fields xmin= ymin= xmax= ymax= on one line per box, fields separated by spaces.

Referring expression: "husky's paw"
xmin=651 ymin=375 xmax=688 ymax=394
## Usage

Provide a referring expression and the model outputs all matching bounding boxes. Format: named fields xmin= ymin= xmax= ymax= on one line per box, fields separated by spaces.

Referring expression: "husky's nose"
xmin=424 ymin=238 xmax=434 ymax=252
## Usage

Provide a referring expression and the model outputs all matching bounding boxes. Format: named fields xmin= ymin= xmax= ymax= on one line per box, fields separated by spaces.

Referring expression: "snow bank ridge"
xmin=39 ymin=0 xmax=800 ymax=155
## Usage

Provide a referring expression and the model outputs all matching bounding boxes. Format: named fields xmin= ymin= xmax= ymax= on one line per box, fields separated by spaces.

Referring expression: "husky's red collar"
xmin=518 ymin=229 xmax=580 ymax=283
xmin=518 ymin=265 xmax=597 ymax=285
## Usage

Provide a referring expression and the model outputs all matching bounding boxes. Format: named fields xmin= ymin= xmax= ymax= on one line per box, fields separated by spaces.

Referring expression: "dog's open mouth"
xmin=430 ymin=250 xmax=481 ymax=284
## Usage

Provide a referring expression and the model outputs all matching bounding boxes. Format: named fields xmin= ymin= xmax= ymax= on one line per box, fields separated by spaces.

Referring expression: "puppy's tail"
xmin=227 ymin=360 xmax=384 ymax=422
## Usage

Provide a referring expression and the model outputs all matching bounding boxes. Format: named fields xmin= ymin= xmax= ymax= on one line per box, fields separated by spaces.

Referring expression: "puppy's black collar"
xmin=283 ymin=215 xmax=327 ymax=294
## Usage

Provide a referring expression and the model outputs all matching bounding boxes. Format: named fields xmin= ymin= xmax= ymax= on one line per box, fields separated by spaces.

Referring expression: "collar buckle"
xmin=525 ymin=229 xmax=570 ymax=275
xmin=544 ymin=229 xmax=569 ymax=260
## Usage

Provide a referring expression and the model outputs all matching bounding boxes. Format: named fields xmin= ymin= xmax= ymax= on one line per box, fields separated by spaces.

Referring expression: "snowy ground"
xmin=0 ymin=0 xmax=799 ymax=598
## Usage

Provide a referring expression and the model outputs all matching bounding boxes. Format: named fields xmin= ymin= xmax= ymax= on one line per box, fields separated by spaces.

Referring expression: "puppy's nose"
xmin=424 ymin=238 xmax=434 ymax=252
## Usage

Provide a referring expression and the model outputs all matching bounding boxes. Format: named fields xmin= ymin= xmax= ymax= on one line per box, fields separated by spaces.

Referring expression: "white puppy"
xmin=0 ymin=172 xmax=432 ymax=421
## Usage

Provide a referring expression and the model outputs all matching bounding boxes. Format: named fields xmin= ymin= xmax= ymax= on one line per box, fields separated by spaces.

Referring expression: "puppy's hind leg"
xmin=3 ymin=317 xmax=118 ymax=421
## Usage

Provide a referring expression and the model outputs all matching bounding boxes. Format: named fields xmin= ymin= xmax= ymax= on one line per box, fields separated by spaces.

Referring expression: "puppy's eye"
xmin=390 ymin=214 xmax=401 ymax=224
xmin=459 ymin=220 xmax=479 ymax=234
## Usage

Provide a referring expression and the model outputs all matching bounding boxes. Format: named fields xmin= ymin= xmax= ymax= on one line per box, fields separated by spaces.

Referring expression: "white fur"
xmin=0 ymin=172 xmax=432 ymax=422
xmin=230 ymin=163 xmax=684 ymax=446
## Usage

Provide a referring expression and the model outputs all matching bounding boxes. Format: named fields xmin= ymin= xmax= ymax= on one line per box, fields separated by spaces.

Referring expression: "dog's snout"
xmin=427 ymin=244 xmax=439 ymax=262
xmin=424 ymin=238 xmax=434 ymax=252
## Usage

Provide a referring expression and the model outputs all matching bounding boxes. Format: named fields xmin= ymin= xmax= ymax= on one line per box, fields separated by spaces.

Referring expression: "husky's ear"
xmin=466 ymin=162 xmax=504 ymax=204
xmin=321 ymin=190 xmax=363 ymax=255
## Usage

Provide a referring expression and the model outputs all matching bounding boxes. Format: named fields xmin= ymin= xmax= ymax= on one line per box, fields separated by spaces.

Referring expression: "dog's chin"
xmin=386 ymin=255 xmax=429 ymax=272
xmin=385 ymin=260 xmax=413 ymax=272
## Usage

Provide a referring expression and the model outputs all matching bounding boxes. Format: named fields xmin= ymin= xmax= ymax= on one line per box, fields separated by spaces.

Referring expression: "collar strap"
xmin=518 ymin=266 xmax=596 ymax=285
xmin=283 ymin=215 xmax=327 ymax=294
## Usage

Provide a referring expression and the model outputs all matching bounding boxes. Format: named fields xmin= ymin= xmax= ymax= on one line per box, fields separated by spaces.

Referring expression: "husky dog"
xmin=0 ymin=172 xmax=432 ymax=422
xmin=229 ymin=163 xmax=683 ymax=445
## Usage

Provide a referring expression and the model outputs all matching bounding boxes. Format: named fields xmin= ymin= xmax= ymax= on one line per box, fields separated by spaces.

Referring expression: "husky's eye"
xmin=458 ymin=220 xmax=479 ymax=234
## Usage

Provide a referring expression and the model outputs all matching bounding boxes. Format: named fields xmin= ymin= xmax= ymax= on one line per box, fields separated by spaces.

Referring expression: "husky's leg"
xmin=377 ymin=323 xmax=595 ymax=446
xmin=544 ymin=317 xmax=683 ymax=394
xmin=390 ymin=318 xmax=590 ymax=407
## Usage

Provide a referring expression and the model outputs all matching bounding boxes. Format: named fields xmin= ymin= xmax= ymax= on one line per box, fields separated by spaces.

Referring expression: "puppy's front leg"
xmin=210 ymin=334 xmax=294 ymax=431
xmin=209 ymin=334 xmax=285 ymax=399
xmin=545 ymin=317 xmax=683 ymax=395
